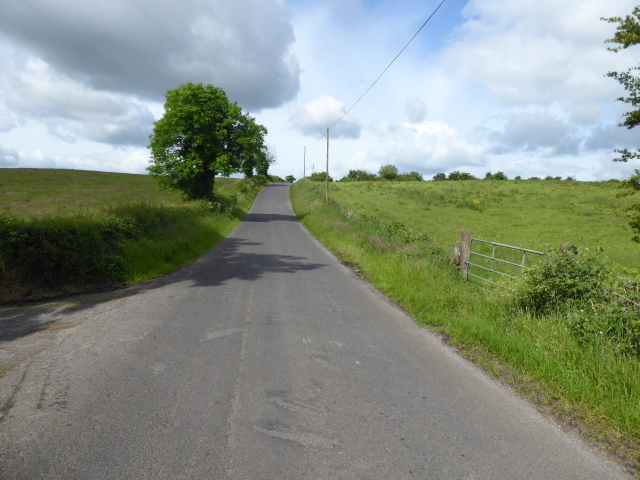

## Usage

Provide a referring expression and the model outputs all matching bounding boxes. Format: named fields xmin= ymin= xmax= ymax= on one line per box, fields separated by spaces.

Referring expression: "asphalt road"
xmin=0 ymin=183 xmax=631 ymax=479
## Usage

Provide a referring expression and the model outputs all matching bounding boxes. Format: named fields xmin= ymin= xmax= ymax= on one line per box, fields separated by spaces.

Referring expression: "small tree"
xmin=448 ymin=171 xmax=476 ymax=180
xmin=341 ymin=169 xmax=377 ymax=182
xmin=285 ymin=175 xmax=296 ymax=183
xmin=432 ymin=173 xmax=447 ymax=181
xmin=309 ymin=171 xmax=333 ymax=182
xmin=148 ymin=83 xmax=267 ymax=200
xmin=378 ymin=164 xmax=399 ymax=180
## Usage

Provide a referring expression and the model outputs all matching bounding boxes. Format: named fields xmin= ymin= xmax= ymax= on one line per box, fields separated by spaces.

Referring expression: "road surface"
xmin=0 ymin=183 xmax=631 ymax=479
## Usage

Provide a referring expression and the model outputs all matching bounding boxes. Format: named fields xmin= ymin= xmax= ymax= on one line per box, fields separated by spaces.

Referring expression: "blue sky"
xmin=0 ymin=0 xmax=638 ymax=181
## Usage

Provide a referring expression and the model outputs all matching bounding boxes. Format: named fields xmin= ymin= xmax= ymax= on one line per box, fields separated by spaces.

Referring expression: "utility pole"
xmin=325 ymin=128 xmax=330 ymax=203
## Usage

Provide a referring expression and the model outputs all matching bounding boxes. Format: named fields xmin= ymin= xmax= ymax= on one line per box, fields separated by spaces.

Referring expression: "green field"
xmin=0 ymin=168 xmax=237 ymax=217
xmin=326 ymin=179 xmax=639 ymax=271
xmin=0 ymin=168 xmax=265 ymax=303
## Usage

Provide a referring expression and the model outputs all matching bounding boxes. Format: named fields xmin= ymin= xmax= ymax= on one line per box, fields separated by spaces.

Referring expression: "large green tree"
xmin=148 ymin=83 xmax=268 ymax=199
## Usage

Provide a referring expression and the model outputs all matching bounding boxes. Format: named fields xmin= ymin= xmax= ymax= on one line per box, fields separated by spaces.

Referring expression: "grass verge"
xmin=291 ymin=179 xmax=640 ymax=476
xmin=0 ymin=171 xmax=273 ymax=303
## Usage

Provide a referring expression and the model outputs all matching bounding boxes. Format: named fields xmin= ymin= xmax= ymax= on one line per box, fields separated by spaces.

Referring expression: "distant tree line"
xmin=432 ymin=171 xmax=578 ymax=182
xmin=337 ymin=164 xmax=423 ymax=182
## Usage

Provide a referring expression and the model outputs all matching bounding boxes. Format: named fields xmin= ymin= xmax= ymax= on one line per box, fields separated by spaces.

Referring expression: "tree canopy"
xmin=378 ymin=164 xmax=399 ymax=180
xmin=148 ymin=83 xmax=268 ymax=200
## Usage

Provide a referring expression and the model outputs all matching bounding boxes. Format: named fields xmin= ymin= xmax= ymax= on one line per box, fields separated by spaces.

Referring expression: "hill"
xmin=0 ymin=168 xmax=265 ymax=303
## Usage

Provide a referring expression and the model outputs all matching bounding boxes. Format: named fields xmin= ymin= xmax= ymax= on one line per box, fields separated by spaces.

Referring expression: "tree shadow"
xmin=0 ymin=237 xmax=328 ymax=342
xmin=243 ymin=213 xmax=300 ymax=222
xmin=167 ymin=237 xmax=328 ymax=288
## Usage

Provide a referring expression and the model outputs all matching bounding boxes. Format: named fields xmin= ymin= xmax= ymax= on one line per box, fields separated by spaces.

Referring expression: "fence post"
xmin=459 ymin=229 xmax=471 ymax=280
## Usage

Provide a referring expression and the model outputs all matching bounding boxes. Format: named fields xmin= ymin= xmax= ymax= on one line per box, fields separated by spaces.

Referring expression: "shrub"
xmin=508 ymin=249 xmax=640 ymax=355
xmin=397 ymin=171 xmax=423 ymax=181
xmin=448 ymin=171 xmax=476 ymax=180
xmin=341 ymin=169 xmax=377 ymax=182
xmin=309 ymin=171 xmax=333 ymax=182
xmin=510 ymin=249 xmax=606 ymax=315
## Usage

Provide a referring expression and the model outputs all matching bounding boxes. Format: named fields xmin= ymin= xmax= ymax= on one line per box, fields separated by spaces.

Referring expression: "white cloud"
xmin=485 ymin=109 xmax=581 ymax=155
xmin=55 ymin=149 xmax=151 ymax=173
xmin=405 ymin=97 xmax=428 ymax=124
xmin=444 ymin=0 xmax=637 ymax=106
xmin=585 ymin=123 xmax=638 ymax=152
xmin=1 ymin=56 xmax=154 ymax=146
xmin=13 ymin=148 xmax=151 ymax=174
xmin=368 ymin=120 xmax=485 ymax=175
xmin=289 ymin=96 xmax=362 ymax=139
xmin=0 ymin=144 xmax=19 ymax=167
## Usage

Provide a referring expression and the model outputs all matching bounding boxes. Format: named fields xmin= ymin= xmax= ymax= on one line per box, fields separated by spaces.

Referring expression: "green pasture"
xmin=0 ymin=168 xmax=265 ymax=303
xmin=326 ymin=179 xmax=639 ymax=271
xmin=0 ymin=168 xmax=237 ymax=217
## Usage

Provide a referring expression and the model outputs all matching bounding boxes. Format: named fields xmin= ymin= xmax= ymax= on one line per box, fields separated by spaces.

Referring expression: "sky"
xmin=0 ymin=0 xmax=639 ymax=182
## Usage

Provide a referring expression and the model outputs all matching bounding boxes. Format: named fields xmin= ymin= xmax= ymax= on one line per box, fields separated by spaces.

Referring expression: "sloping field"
xmin=326 ymin=179 xmax=639 ymax=271
xmin=0 ymin=168 xmax=259 ymax=303
xmin=0 ymin=168 xmax=237 ymax=217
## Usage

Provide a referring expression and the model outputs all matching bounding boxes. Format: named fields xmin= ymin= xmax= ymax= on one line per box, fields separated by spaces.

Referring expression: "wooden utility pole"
xmin=325 ymin=128 xmax=330 ymax=203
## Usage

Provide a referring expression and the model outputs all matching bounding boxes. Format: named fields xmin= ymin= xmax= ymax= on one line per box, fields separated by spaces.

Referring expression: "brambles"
xmin=509 ymin=249 xmax=640 ymax=355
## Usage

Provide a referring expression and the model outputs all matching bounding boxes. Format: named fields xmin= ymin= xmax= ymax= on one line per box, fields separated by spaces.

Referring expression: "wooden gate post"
xmin=458 ymin=229 xmax=471 ymax=279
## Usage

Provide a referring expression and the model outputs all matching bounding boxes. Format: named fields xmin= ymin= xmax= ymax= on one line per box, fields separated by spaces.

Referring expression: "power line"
xmin=329 ymin=0 xmax=448 ymax=131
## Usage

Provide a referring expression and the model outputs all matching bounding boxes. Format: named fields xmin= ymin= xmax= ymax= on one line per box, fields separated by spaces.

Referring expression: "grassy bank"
xmin=291 ymin=179 xmax=640 ymax=475
xmin=326 ymin=178 xmax=639 ymax=271
xmin=0 ymin=169 xmax=271 ymax=303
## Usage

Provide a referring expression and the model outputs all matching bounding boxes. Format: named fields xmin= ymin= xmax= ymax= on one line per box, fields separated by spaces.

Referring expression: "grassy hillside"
xmin=291 ymin=179 xmax=640 ymax=475
xmin=326 ymin=179 xmax=639 ymax=271
xmin=0 ymin=168 xmax=266 ymax=303
xmin=0 ymin=168 xmax=237 ymax=217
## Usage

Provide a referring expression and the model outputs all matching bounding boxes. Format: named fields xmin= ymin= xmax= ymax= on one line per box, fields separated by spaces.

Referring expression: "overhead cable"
xmin=328 ymin=0 xmax=448 ymax=131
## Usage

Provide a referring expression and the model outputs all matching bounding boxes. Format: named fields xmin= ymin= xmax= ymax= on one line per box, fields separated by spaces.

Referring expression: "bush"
xmin=0 ymin=213 xmax=128 ymax=288
xmin=508 ymin=249 xmax=640 ymax=355
xmin=378 ymin=164 xmax=399 ymax=180
xmin=341 ymin=169 xmax=377 ymax=182
xmin=309 ymin=171 xmax=333 ymax=182
xmin=448 ymin=171 xmax=476 ymax=180
xmin=511 ymin=249 xmax=606 ymax=315
xmin=397 ymin=171 xmax=423 ymax=181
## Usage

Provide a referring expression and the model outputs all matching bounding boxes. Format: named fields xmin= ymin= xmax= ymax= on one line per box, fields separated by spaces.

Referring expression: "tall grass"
xmin=291 ymin=179 xmax=640 ymax=474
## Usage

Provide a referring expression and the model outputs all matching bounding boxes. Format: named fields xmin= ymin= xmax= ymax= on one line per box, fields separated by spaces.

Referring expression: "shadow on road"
xmin=183 ymin=237 xmax=328 ymax=288
xmin=243 ymin=213 xmax=299 ymax=222
xmin=0 ymin=238 xmax=327 ymax=343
